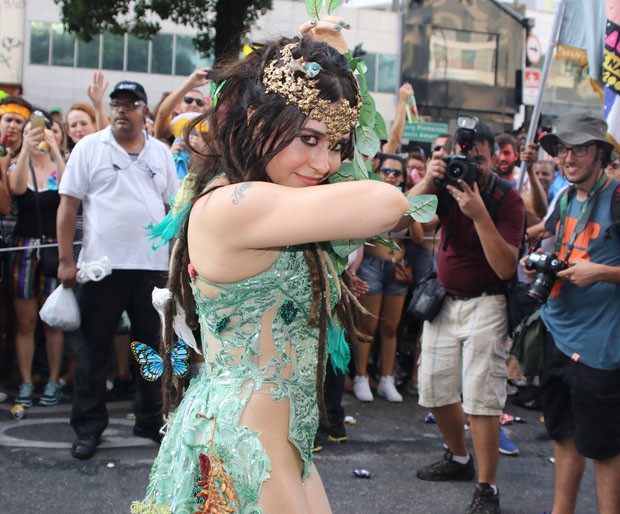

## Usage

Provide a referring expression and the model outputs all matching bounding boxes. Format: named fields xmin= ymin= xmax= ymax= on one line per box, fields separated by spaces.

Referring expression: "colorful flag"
xmin=603 ymin=1 xmax=620 ymax=151
xmin=555 ymin=0 xmax=606 ymax=88
xmin=555 ymin=0 xmax=620 ymax=152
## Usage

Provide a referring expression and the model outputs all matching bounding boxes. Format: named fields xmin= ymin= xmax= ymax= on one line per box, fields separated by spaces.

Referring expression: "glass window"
xmin=151 ymin=33 xmax=173 ymax=75
xmin=175 ymin=35 xmax=196 ymax=76
xmin=102 ymin=33 xmax=124 ymax=71
xmin=30 ymin=22 xmax=50 ymax=65
xmin=127 ymin=35 xmax=148 ymax=73
xmin=51 ymin=23 xmax=75 ymax=67
xmin=197 ymin=53 xmax=214 ymax=69
xmin=428 ymin=27 xmax=498 ymax=85
xmin=77 ymin=37 xmax=100 ymax=69
xmin=363 ymin=53 xmax=377 ymax=92
xmin=377 ymin=54 xmax=398 ymax=93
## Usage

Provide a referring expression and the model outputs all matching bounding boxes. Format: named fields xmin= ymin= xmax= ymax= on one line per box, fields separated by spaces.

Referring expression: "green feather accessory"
xmin=327 ymin=318 xmax=350 ymax=373
xmin=147 ymin=173 xmax=197 ymax=250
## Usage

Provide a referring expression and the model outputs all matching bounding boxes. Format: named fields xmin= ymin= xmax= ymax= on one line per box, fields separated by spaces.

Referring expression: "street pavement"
xmin=0 ymin=386 xmax=598 ymax=514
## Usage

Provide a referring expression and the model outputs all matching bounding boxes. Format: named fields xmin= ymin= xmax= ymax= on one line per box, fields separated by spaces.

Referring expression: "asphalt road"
xmin=0 ymin=388 xmax=598 ymax=514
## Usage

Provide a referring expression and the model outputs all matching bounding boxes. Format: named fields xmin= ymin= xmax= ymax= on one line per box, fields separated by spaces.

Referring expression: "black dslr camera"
xmin=525 ymin=253 xmax=568 ymax=303
xmin=436 ymin=116 xmax=479 ymax=190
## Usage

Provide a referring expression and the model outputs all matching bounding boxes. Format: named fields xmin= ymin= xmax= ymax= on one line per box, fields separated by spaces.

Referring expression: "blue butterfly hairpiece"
xmin=131 ymin=339 xmax=190 ymax=381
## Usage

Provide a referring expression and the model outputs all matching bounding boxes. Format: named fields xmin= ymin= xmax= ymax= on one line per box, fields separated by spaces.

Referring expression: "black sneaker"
xmin=417 ymin=450 xmax=476 ymax=481
xmin=465 ymin=483 xmax=501 ymax=514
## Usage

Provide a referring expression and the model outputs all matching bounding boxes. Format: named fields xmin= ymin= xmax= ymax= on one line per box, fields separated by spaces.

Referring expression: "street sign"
xmin=522 ymin=68 xmax=541 ymax=106
xmin=402 ymin=121 xmax=449 ymax=142
xmin=526 ymin=34 xmax=542 ymax=66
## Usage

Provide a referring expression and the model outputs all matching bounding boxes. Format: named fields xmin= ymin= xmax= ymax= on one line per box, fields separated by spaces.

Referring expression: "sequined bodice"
xmin=133 ymin=246 xmax=338 ymax=514
xmin=190 ymin=246 xmax=320 ymax=477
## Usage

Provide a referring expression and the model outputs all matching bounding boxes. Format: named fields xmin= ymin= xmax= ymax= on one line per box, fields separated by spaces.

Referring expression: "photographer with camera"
xmin=523 ymin=111 xmax=620 ymax=514
xmin=409 ymin=118 xmax=525 ymax=514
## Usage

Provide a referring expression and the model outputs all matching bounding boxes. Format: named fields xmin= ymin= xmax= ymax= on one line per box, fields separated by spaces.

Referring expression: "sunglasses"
xmin=379 ymin=168 xmax=403 ymax=177
xmin=183 ymin=96 xmax=205 ymax=107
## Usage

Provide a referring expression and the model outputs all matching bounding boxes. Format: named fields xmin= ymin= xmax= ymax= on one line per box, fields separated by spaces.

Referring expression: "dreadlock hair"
xmin=161 ymin=36 xmax=364 ymax=415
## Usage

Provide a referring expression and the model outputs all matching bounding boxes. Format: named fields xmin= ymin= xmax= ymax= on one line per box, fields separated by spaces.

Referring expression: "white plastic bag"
xmin=40 ymin=285 xmax=81 ymax=331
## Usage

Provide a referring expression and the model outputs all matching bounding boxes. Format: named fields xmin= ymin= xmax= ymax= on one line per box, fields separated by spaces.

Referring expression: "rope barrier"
xmin=0 ymin=241 xmax=82 ymax=253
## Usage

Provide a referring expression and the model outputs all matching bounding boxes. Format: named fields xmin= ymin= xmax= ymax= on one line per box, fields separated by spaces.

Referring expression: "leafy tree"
xmin=54 ymin=0 xmax=273 ymax=61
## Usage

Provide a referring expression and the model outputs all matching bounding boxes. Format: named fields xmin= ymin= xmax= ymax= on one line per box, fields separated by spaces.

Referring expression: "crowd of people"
xmin=0 ymin=13 xmax=619 ymax=514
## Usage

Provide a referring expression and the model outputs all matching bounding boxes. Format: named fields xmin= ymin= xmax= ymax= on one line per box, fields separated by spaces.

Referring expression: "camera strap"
xmin=555 ymin=173 xmax=607 ymax=258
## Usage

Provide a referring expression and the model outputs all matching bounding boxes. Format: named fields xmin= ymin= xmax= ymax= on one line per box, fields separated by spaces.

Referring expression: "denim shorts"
xmin=357 ymin=254 xmax=409 ymax=296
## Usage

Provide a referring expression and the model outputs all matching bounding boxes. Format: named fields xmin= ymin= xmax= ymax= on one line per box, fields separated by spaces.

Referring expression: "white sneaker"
xmin=353 ymin=375 xmax=374 ymax=402
xmin=377 ymin=375 xmax=403 ymax=402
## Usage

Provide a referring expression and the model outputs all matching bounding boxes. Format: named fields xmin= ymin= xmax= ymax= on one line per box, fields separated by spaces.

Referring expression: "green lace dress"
xmin=132 ymin=246 xmax=336 ymax=514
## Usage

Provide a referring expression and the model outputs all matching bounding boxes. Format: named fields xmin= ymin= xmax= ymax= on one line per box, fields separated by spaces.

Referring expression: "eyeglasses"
xmin=379 ymin=168 xmax=403 ymax=177
xmin=556 ymin=142 xmax=596 ymax=158
xmin=110 ymin=100 xmax=145 ymax=111
xmin=183 ymin=96 xmax=205 ymax=107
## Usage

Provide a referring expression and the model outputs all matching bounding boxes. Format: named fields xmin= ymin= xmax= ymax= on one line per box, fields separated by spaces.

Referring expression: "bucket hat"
xmin=539 ymin=110 xmax=614 ymax=156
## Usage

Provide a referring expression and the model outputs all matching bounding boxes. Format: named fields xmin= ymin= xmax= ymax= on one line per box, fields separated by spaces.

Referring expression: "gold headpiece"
xmin=261 ymin=43 xmax=361 ymax=147
xmin=0 ymin=103 xmax=31 ymax=120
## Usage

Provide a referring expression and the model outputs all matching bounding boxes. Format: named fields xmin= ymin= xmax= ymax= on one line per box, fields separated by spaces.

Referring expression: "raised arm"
xmin=154 ymin=68 xmax=211 ymax=140
xmin=9 ymin=126 xmax=42 ymax=196
xmin=87 ymin=71 xmax=109 ymax=130
xmin=0 ymin=154 xmax=11 ymax=214
xmin=382 ymin=83 xmax=413 ymax=154
xmin=520 ymin=143 xmax=548 ymax=217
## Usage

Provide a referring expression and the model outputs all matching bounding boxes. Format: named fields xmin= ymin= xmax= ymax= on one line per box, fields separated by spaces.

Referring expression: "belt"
xmin=446 ymin=288 xmax=505 ymax=301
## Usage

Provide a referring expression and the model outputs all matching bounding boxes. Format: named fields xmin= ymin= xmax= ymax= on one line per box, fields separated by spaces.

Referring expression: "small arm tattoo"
xmin=231 ymin=183 xmax=253 ymax=205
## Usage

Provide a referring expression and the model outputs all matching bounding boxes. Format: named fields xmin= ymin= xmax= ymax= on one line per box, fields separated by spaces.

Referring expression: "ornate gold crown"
xmin=261 ymin=43 xmax=361 ymax=147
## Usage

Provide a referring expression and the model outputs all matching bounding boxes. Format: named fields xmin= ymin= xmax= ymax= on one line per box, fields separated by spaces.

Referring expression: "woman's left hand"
xmin=347 ymin=270 xmax=370 ymax=296
xmin=299 ymin=16 xmax=351 ymax=54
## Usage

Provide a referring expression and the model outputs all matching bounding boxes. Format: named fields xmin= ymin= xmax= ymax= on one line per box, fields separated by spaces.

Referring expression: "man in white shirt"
xmin=57 ymin=81 xmax=178 ymax=459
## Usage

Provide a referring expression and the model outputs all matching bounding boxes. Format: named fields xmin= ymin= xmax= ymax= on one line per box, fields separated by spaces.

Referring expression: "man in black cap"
xmin=57 ymin=80 xmax=178 ymax=459
xmin=526 ymin=110 xmax=620 ymax=514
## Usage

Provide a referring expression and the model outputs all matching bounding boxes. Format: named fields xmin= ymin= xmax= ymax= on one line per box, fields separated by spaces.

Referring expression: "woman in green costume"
xmin=132 ymin=20 xmax=412 ymax=514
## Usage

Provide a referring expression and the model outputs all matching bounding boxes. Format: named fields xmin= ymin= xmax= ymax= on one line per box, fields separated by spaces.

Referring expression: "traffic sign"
xmin=402 ymin=121 xmax=449 ymax=142
xmin=522 ymin=68 xmax=541 ymax=106
xmin=526 ymin=34 xmax=542 ymax=65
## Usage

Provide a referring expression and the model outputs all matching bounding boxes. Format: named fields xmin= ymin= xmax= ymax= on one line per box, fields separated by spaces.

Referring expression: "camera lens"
xmin=447 ymin=160 xmax=465 ymax=178
xmin=528 ymin=273 xmax=554 ymax=302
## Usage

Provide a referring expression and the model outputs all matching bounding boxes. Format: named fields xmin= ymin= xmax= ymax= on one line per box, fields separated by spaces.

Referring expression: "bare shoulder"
xmin=188 ymin=184 xmax=281 ymax=282
xmin=191 ymin=181 xmax=278 ymax=229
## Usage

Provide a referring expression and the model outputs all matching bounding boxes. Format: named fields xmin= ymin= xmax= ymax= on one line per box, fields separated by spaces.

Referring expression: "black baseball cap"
xmin=110 ymin=81 xmax=148 ymax=104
